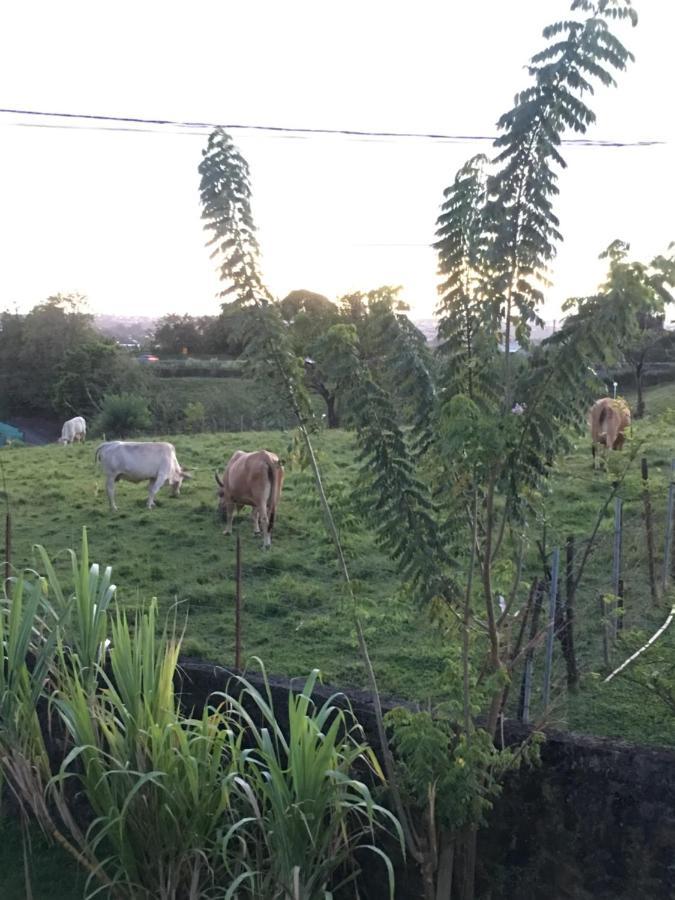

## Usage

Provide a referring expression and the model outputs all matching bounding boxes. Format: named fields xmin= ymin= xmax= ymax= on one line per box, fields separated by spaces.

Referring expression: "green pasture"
xmin=2 ymin=381 xmax=675 ymax=743
xmin=0 ymin=429 xmax=448 ymax=704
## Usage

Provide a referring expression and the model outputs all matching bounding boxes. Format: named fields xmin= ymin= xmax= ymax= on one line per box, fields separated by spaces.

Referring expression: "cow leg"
xmin=147 ymin=474 xmax=166 ymax=509
xmin=106 ymin=475 xmax=118 ymax=512
xmin=259 ymin=508 xmax=271 ymax=550
xmin=252 ymin=508 xmax=261 ymax=535
xmin=222 ymin=501 xmax=235 ymax=535
xmin=592 ymin=443 xmax=597 ymax=470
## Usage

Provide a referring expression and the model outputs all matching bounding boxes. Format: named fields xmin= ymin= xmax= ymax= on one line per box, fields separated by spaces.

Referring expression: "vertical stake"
xmin=612 ymin=497 xmax=622 ymax=641
xmin=663 ymin=460 xmax=675 ymax=595
xmin=641 ymin=457 xmax=659 ymax=606
xmin=599 ymin=593 xmax=610 ymax=668
xmin=518 ymin=581 xmax=544 ymax=725
xmin=617 ymin=579 xmax=624 ymax=633
xmin=542 ymin=547 xmax=560 ymax=713
xmin=3 ymin=511 xmax=10 ymax=591
xmin=235 ymin=533 xmax=242 ymax=670
xmin=564 ymin=535 xmax=579 ymax=690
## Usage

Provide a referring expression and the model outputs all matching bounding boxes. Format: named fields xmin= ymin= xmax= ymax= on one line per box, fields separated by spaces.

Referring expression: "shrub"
xmin=93 ymin=392 xmax=151 ymax=437
xmin=183 ymin=400 xmax=206 ymax=433
xmin=0 ymin=531 xmax=401 ymax=899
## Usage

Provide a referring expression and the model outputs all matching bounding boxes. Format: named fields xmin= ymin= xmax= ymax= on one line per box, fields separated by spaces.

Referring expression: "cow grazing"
xmin=95 ymin=441 xmax=192 ymax=510
xmin=58 ymin=416 xmax=87 ymax=445
xmin=215 ymin=450 xmax=284 ymax=549
xmin=588 ymin=397 xmax=631 ymax=468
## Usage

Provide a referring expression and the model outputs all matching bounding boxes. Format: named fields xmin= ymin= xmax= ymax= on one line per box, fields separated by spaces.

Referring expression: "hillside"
xmin=2 ymin=384 xmax=675 ymax=744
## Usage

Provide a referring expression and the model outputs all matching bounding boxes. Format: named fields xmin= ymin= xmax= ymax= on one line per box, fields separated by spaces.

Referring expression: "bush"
xmin=183 ymin=400 xmax=206 ymax=433
xmin=93 ymin=392 xmax=151 ymax=438
xmin=0 ymin=532 xmax=401 ymax=899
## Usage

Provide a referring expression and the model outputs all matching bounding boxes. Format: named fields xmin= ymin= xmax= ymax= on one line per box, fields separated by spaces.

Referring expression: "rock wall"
xmin=177 ymin=658 xmax=675 ymax=900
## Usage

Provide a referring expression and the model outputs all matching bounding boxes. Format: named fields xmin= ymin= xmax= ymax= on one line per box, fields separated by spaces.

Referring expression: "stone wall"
xmin=177 ymin=658 xmax=675 ymax=900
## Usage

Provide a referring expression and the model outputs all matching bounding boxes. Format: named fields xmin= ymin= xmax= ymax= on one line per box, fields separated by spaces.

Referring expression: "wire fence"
xmin=516 ymin=454 xmax=675 ymax=724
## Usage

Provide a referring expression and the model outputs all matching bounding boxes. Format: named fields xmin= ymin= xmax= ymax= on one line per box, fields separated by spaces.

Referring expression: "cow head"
xmin=214 ymin=471 xmax=227 ymax=517
xmin=169 ymin=466 xmax=192 ymax=496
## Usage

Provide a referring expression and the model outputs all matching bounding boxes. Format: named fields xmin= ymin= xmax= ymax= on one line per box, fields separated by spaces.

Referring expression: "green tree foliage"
xmin=0 ymin=294 xmax=145 ymax=418
xmin=196 ymin=6 xmax=639 ymax=893
xmin=0 ymin=296 xmax=94 ymax=413
xmin=562 ymin=240 xmax=675 ymax=417
xmin=93 ymin=393 xmax=151 ymax=438
xmin=52 ymin=339 xmax=143 ymax=417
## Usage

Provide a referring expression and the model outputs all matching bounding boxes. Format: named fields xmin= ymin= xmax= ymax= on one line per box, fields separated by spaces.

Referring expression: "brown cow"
xmin=588 ymin=397 xmax=631 ymax=468
xmin=215 ymin=450 xmax=284 ymax=549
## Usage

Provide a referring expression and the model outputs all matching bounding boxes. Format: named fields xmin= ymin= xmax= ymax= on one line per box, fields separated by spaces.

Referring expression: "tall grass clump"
xmin=222 ymin=664 xmax=400 ymax=898
xmin=0 ymin=530 xmax=400 ymax=899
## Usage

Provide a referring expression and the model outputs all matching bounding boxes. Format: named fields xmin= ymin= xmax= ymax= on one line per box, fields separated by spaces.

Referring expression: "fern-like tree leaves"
xmin=316 ymin=323 xmax=456 ymax=606
xmin=199 ymin=129 xmax=270 ymax=305
xmin=435 ymin=2 xmax=636 ymax=399
xmin=199 ymin=127 xmax=314 ymax=423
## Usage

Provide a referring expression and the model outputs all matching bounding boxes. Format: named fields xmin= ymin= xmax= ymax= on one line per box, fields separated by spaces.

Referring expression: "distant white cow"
xmin=95 ymin=441 xmax=192 ymax=510
xmin=58 ymin=416 xmax=87 ymax=445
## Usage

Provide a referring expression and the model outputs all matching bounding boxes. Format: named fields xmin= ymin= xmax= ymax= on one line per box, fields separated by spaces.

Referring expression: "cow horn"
xmin=214 ymin=471 xmax=223 ymax=487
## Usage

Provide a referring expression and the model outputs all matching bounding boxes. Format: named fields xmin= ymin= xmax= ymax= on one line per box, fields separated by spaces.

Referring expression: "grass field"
xmin=1 ymin=382 xmax=675 ymax=741
xmin=0 ymin=429 xmax=449 ymax=704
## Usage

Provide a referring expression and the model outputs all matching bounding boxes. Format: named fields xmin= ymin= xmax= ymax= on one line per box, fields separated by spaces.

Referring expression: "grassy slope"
xmin=1 ymin=382 xmax=675 ymax=738
xmin=0 ymin=429 xmax=447 ymax=704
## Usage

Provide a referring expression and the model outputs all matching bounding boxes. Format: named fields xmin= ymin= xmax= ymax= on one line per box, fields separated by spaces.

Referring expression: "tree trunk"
xmin=325 ymin=393 xmax=339 ymax=428
xmin=635 ymin=362 xmax=645 ymax=419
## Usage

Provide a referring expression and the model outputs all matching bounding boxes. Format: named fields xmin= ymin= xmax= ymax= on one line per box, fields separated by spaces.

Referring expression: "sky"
xmin=0 ymin=0 xmax=672 ymax=322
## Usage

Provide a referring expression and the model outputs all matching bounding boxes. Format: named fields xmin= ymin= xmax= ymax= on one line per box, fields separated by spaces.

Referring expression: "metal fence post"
xmin=663 ymin=460 xmax=675 ymax=595
xmin=542 ymin=547 xmax=560 ymax=712
xmin=235 ymin=533 xmax=242 ymax=670
xmin=612 ymin=497 xmax=623 ymax=640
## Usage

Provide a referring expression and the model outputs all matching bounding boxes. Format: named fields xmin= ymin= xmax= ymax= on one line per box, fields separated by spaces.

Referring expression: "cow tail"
xmin=94 ymin=443 xmax=105 ymax=467
xmin=267 ymin=460 xmax=284 ymax=532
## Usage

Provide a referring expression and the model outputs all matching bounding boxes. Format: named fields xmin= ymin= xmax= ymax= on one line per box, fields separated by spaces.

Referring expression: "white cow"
xmin=95 ymin=441 xmax=192 ymax=510
xmin=58 ymin=416 xmax=87 ymax=445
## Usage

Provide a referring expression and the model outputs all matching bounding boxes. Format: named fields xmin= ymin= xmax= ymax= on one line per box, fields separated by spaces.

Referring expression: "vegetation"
xmin=2 ymin=2 xmax=669 ymax=897
xmin=565 ymin=240 xmax=675 ymax=418
xmin=0 ymin=295 xmax=142 ymax=419
xmin=0 ymin=534 xmax=399 ymax=899
xmin=196 ymin=2 xmax=643 ymax=896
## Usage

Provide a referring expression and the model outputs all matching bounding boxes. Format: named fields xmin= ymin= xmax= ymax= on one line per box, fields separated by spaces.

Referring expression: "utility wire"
xmin=0 ymin=107 xmax=666 ymax=148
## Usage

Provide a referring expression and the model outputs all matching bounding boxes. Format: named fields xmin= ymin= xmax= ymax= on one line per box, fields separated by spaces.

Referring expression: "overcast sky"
xmin=0 ymin=0 xmax=672 ymax=321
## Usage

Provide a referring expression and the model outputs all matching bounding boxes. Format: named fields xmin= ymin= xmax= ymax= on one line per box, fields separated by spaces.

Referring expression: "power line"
xmin=0 ymin=107 xmax=666 ymax=148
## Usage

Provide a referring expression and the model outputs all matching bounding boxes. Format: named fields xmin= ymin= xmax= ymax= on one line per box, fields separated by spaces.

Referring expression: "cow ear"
xmin=180 ymin=469 xmax=193 ymax=480
xmin=214 ymin=471 xmax=223 ymax=487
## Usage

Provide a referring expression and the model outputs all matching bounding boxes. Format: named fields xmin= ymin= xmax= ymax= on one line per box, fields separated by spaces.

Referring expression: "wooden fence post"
xmin=641 ymin=458 xmax=659 ymax=606
xmin=235 ymin=533 xmax=242 ymax=670
xmin=617 ymin=578 xmax=624 ymax=633
xmin=663 ymin=460 xmax=675 ymax=595
xmin=542 ymin=547 xmax=560 ymax=712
